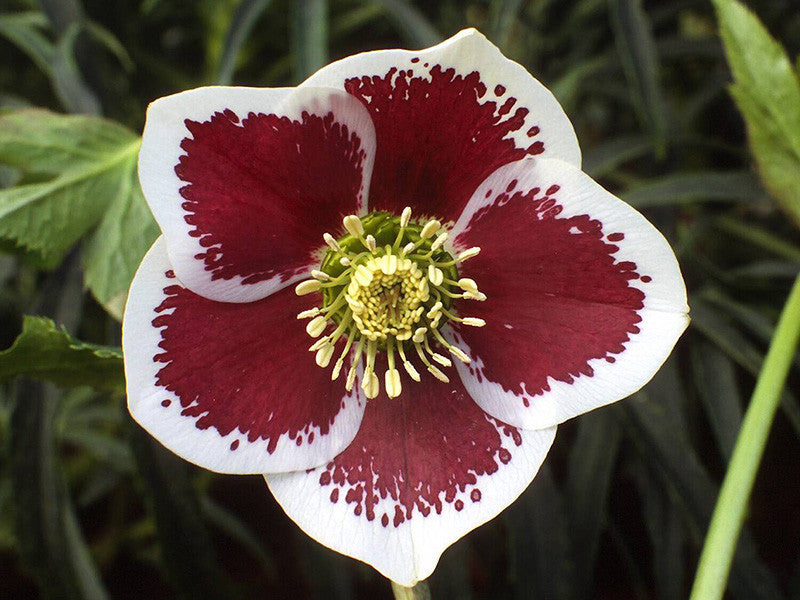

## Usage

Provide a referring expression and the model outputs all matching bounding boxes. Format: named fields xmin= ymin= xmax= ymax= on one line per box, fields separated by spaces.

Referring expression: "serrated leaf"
xmin=0 ymin=316 xmax=123 ymax=390
xmin=712 ymin=0 xmax=800 ymax=227
xmin=0 ymin=109 xmax=158 ymax=317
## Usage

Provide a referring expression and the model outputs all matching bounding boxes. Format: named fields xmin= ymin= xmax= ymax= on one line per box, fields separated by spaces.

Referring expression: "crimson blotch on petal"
xmin=124 ymin=28 xmax=688 ymax=586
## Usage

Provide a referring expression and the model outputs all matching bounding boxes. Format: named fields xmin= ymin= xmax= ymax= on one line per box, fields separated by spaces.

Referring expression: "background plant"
xmin=1 ymin=0 xmax=799 ymax=599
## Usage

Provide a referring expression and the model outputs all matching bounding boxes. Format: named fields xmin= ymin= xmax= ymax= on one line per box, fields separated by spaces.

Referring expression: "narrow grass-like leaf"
xmin=565 ymin=410 xmax=620 ymax=599
xmin=691 ymin=340 xmax=743 ymax=462
xmin=609 ymin=0 xmax=668 ymax=155
xmin=0 ymin=11 xmax=54 ymax=75
xmin=0 ymin=316 xmax=123 ymax=390
xmin=372 ymin=0 xmax=441 ymax=48
xmin=690 ymin=273 xmax=800 ymax=600
xmin=620 ymin=396 xmax=783 ymax=600
xmin=52 ymin=23 xmax=101 ymax=115
xmin=714 ymin=215 xmax=800 ymax=264
xmin=633 ymin=460 xmax=686 ymax=600
xmin=217 ymin=0 xmax=274 ymax=85
xmin=488 ymin=0 xmax=524 ymax=50
xmin=622 ymin=171 xmax=762 ymax=208
xmin=583 ymin=134 xmax=652 ymax=178
xmin=129 ymin=422 xmax=233 ymax=600
xmin=12 ymin=384 xmax=110 ymax=600
xmin=691 ymin=296 xmax=800 ymax=440
xmin=506 ymin=464 xmax=575 ymax=600
xmin=291 ymin=0 xmax=328 ymax=81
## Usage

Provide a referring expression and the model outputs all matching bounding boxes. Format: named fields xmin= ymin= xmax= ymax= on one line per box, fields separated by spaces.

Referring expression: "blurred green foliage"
xmin=0 ymin=0 xmax=799 ymax=599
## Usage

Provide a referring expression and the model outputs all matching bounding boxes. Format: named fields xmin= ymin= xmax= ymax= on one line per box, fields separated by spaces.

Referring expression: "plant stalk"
xmin=689 ymin=272 xmax=800 ymax=600
xmin=391 ymin=580 xmax=431 ymax=600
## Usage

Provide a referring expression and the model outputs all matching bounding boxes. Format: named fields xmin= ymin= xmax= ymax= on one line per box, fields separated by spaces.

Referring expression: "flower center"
xmin=295 ymin=208 xmax=485 ymax=400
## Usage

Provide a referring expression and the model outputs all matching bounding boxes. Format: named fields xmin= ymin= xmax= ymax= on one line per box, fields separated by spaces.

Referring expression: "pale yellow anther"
xmin=340 ymin=256 xmax=351 ymax=267
xmin=366 ymin=234 xmax=377 ymax=252
xmin=458 ymin=247 xmax=481 ymax=261
xmin=401 ymin=242 xmax=415 ymax=256
xmin=462 ymin=317 xmax=486 ymax=327
xmin=343 ymin=214 xmax=364 ymax=237
xmin=427 ymin=365 xmax=450 ymax=383
xmin=331 ymin=358 xmax=344 ymax=380
xmin=297 ymin=308 xmax=320 ymax=319
xmin=431 ymin=231 xmax=448 ymax=251
xmin=463 ymin=291 xmax=487 ymax=301
xmin=311 ymin=269 xmax=330 ymax=281
xmin=458 ymin=278 xmax=478 ymax=293
xmin=427 ymin=265 xmax=444 ymax=286
xmin=427 ymin=301 xmax=442 ymax=319
xmin=323 ymin=232 xmax=341 ymax=251
xmin=345 ymin=366 xmax=357 ymax=391
xmin=400 ymin=206 xmax=412 ymax=227
xmin=412 ymin=327 xmax=427 ymax=343
xmin=420 ymin=220 xmax=441 ymax=239
xmin=449 ymin=346 xmax=471 ymax=364
xmin=402 ymin=360 xmax=421 ymax=382
xmin=308 ymin=337 xmax=330 ymax=351
xmin=381 ymin=254 xmax=398 ymax=275
xmin=306 ymin=315 xmax=327 ymax=337
xmin=362 ymin=372 xmax=380 ymax=399
xmin=385 ymin=369 xmax=402 ymax=398
xmin=315 ymin=343 xmax=335 ymax=368
xmin=430 ymin=352 xmax=452 ymax=368
xmin=295 ymin=279 xmax=321 ymax=295
xmin=354 ymin=265 xmax=373 ymax=286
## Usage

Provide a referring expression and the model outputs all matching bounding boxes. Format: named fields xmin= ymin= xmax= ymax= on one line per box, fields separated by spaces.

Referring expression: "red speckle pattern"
xmin=176 ymin=109 xmax=367 ymax=285
xmin=454 ymin=185 xmax=646 ymax=400
xmin=315 ymin=370 xmax=522 ymax=528
xmin=344 ymin=65 xmax=544 ymax=222
xmin=152 ymin=279 xmax=351 ymax=453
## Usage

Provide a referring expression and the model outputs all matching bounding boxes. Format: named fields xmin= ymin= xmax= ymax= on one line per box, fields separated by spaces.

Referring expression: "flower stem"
xmin=689 ymin=272 xmax=800 ymax=600
xmin=391 ymin=580 xmax=432 ymax=600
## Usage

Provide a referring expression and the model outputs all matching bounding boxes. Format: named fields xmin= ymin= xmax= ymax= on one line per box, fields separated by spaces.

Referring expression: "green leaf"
xmin=565 ymin=410 xmax=620 ymax=599
xmin=128 ymin=422 xmax=234 ymax=600
xmin=712 ymin=0 xmax=800 ymax=227
xmin=0 ymin=316 xmax=123 ymax=390
xmin=506 ymin=464 xmax=575 ymax=600
xmin=12 ymin=385 xmax=110 ymax=600
xmin=291 ymin=0 xmax=328 ymax=82
xmin=622 ymin=171 xmax=763 ymax=208
xmin=691 ymin=340 xmax=743 ymax=462
xmin=488 ymin=0 xmax=525 ymax=50
xmin=217 ymin=0 xmax=274 ymax=85
xmin=372 ymin=0 xmax=441 ymax=48
xmin=0 ymin=109 xmax=158 ymax=316
xmin=0 ymin=12 xmax=54 ymax=76
xmin=609 ymin=0 xmax=668 ymax=156
xmin=620 ymin=396 xmax=784 ymax=600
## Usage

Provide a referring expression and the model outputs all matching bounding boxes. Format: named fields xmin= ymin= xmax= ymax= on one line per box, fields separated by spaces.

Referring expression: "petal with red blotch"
xmin=301 ymin=28 xmax=580 ymax=223
xmin=139 ymin=86 xmax=376 ymax=303
xmin=122 ymin=237 xmax=366 ymax=474
xmin=265 ymin=370 xmax=556 ymax=586
xmin=446 ymin=157 xmax=689 ymax=430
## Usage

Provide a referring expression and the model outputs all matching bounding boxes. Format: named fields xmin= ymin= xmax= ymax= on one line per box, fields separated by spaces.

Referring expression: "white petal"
xmin=123 ymin=237 xmax=366 ymax=473
xmin=138 ymin=86 xmax=376 ymax=303
xmin=448 ymin=157 xmax=689 ymax=429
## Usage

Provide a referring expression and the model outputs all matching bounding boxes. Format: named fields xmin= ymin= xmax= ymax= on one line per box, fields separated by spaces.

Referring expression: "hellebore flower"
xmin=123 ymin=29 xmax=689 ymax=586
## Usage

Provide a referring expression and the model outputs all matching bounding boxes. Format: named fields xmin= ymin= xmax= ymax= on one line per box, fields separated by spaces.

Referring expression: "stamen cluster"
xmin=295 ymin=208 xmax=485 ymax=400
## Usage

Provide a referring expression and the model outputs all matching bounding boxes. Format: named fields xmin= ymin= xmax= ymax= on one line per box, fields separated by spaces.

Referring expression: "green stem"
xmin=391 ymin=580 xmax=431 ymax=600
xmin=689 ymin=272 xmax=800 ymax=600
